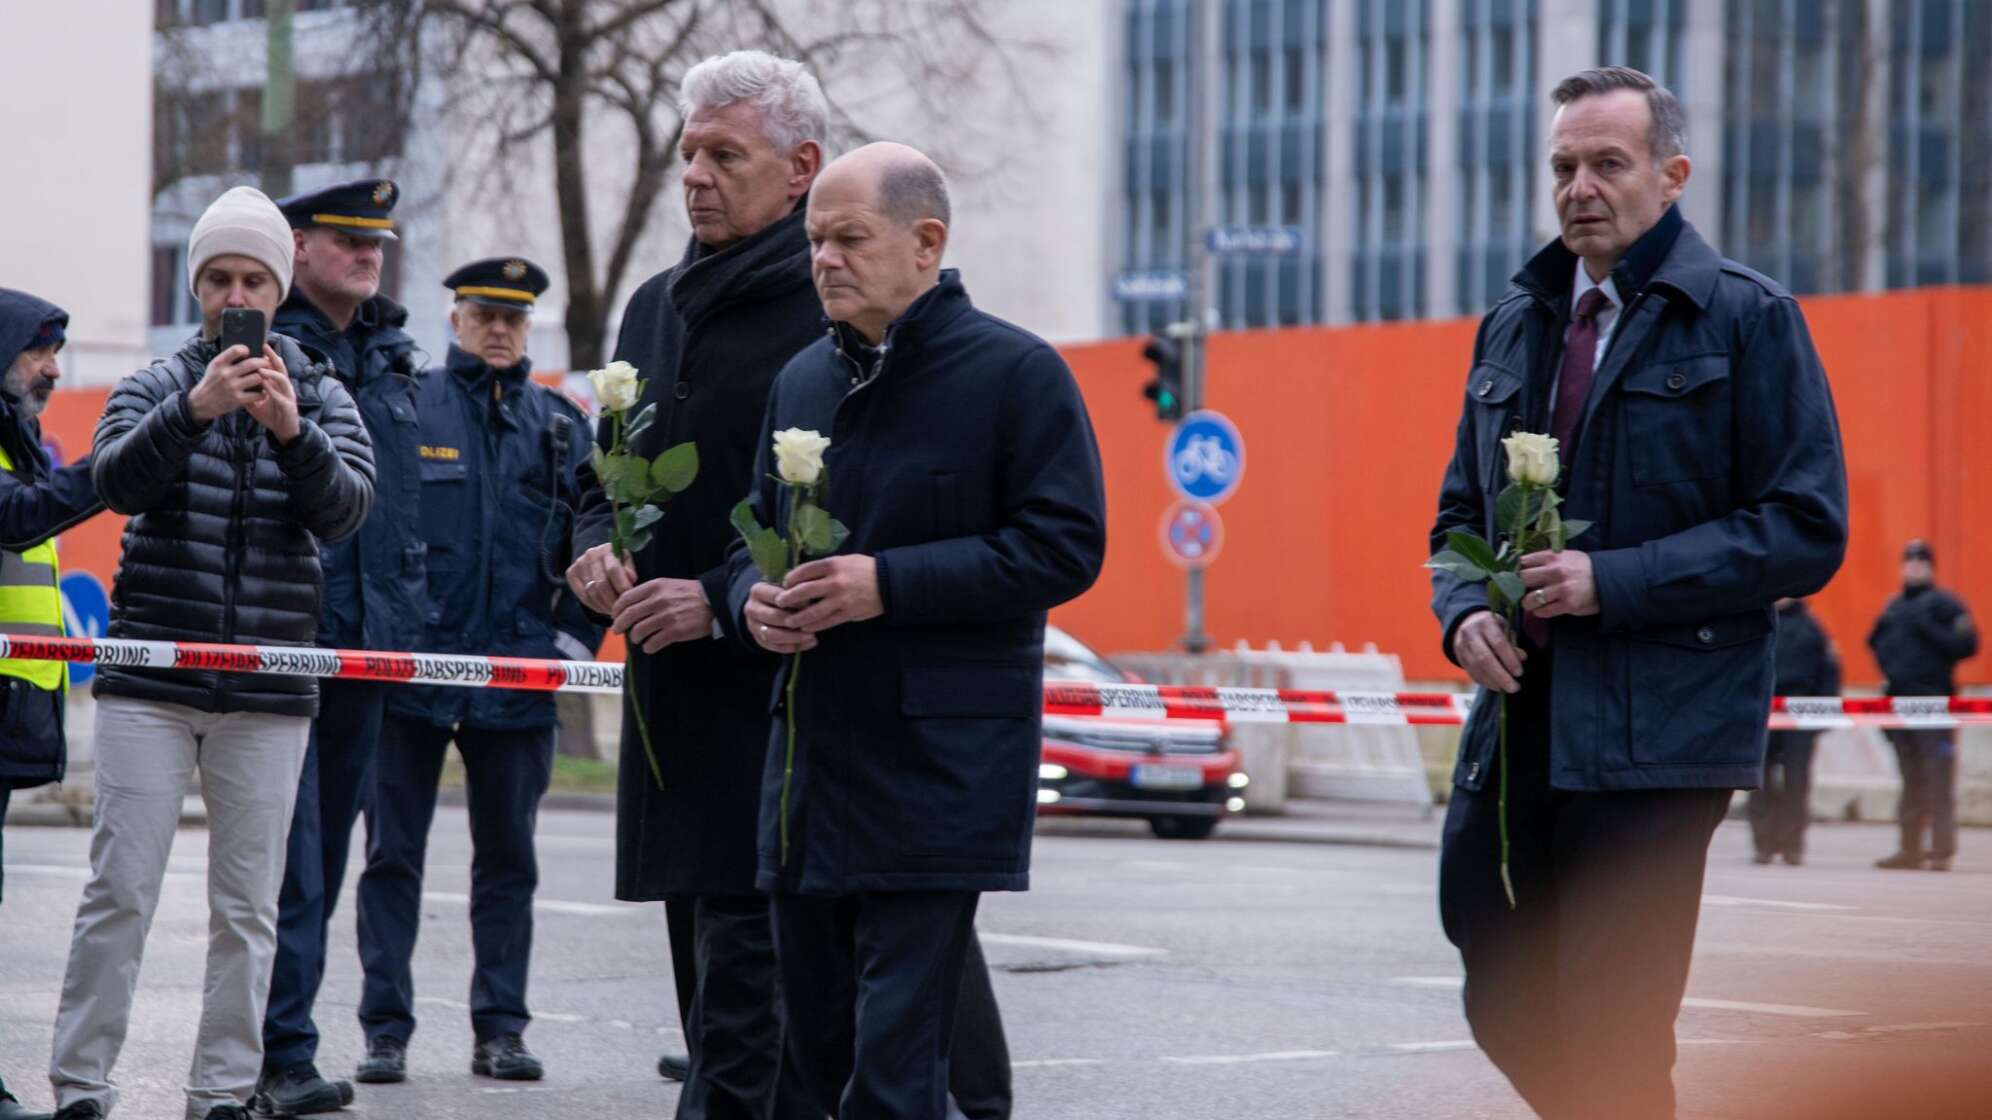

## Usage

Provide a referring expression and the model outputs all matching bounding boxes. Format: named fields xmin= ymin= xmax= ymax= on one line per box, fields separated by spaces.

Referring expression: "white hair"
xmin=680 ymin=50 xmax=829 ymax=154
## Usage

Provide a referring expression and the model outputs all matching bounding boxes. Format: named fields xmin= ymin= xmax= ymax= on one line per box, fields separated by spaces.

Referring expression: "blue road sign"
xmin=1159 ymin=500 xmax=1224 ymax=570
xmin=60 ymin=570 xmax=110 ymax=687
xmin=1166 ymin=410 xmax=1246 ymax=505
xmin=1113 ymin=269 xmax=1190 ymax=301
xmin=1205 ymin=226 xmax=1306 ymax=255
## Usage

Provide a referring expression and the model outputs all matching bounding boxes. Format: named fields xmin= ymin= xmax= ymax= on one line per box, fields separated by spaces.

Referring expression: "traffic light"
xmin=1141 ymin=334 xmax=1185 ymax=422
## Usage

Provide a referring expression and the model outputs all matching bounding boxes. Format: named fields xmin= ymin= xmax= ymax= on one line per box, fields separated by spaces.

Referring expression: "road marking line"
xmin=1389 ymin=1041 xmax=1478 ymax=1053
xmin=978 ymin=932 xmax=1168 ymax=958
xmin=1703 ymin=894 xmax=1857 ymax=912
xmin=1013 ymin=1058 xmax=1108 ymax=1069
xmin=1393 ymin=978 xmax=1862 ymax=1019
xmin=1160 ymin=1050 xmax=1341 ymax=1065
xmin=1858 ymin=1021 xmax=1983 ymax=1034
xmin=422 ymin=890 xmax=635 ymax=917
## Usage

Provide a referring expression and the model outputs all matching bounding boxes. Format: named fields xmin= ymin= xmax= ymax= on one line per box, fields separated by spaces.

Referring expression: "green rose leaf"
xmin=1495 ymin=484 xmax=1526 ymax=536
xmin=630 ymin=503 xmax=664 ymax=532
xmin=794 ymin=502 xmax=834 ymax=555
xmin=827 ymin=517 xmax=850 ymax=553
xmin=1561 ymin=518 xmax=1593 ymax=545
xmin=1426 ymin=549 xmax=1490 ymax=583
xmin=622 ymin=402 xmax=658 ymax=442
xmin=1446 ymin=530 xmax=1502 ymax=574
xmin=1491 ymin=570 xmax=1527 ymax=608
xmin=748 ymin=527 xmax=790 ymax=585
xmin=651 ymin=442 xmax=699 ymax=495
xmin=730 ymin=500 xmax=765 ymax=542
xmin=590 ymin=445 xmax=608 ymax=480
xmin=626 ymin=527 xmax=653 ymax=554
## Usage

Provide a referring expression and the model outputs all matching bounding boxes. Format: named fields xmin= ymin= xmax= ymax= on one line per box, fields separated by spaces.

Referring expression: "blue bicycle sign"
xmin=1165 ymin=411 xmax=1245 ymax=505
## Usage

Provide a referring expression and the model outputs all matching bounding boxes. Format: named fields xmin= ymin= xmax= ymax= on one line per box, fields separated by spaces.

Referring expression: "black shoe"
xmin=656 ymin=1051 xmax=689 ymax=1081
xmin=1751 ymin=850 xmax=1775 ymax=865
xmin=354 ymin=1037 xmax=408 ymax=1085
xmin=1926 ymin=855 xmax=1953 ymax=871
xmin=1782 ymin=850 xmax=1804 ymax=867
xmin=1876 ymin=850 xmax=1924 ymax=870
xmin=49 ymin=1102 xmax=104 ymax=1120
xmin=202 ymin=1105 xmax=253 ymax=1120
xmin=253 ymin=1063 xmax=354 ymax=1116
xmin=472 ymin=1034 xmax=544 ymax=1081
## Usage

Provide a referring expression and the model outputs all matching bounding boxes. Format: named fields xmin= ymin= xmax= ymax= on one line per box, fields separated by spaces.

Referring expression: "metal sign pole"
xmin=1178 ymin=0 xmax=1222 ymax=656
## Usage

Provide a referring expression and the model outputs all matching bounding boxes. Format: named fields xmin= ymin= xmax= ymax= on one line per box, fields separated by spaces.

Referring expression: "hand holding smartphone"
xmin=217 ymin=308 xmax=267 ymax=395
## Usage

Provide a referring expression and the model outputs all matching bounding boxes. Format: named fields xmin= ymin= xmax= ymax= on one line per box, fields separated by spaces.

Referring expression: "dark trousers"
xmin=1747 ymin=731 xmax=1816 ymax=859
xmin=772 ymin=891 xmax=981 ymax=1120
xmin=1438 ymin=676 xmax=1730 ymax=1120
xmin=1885 ymin=728 xmax=1958 ymax=859
xmin=263 ymin=679 xmax=388 ymax=1068
xmin=949 ymin=934 xmax=1011 ymax=1120
xmin=0 ymin=785 xmax=10 ymax=905
xmin=666 ymin=894 xmax=820 ymax=1120
xmin=357 ymin=715 xmax=553 ymax=1045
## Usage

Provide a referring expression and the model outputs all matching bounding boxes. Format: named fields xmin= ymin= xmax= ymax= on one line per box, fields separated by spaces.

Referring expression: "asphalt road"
xmin=2 ymin=807 xmax=1987 ymax=1119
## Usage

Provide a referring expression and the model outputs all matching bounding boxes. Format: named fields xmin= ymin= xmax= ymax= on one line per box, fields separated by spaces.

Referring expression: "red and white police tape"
xmin=3 ymin=632 xmax=1985 ymax=729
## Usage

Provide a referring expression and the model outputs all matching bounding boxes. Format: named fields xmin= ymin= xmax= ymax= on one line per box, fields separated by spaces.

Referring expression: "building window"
xmin=1352 ymin=0 xmax=1429 ymax=322
xmin=1457 ymin=0 xmax=1536 ymax=315
xmin=1597 ymin=0 xmax=1685 ymax=88
xmin=1117 ymin=0 xmax=1196 ymax=337
xmin=150 ymin=245 xmax=183 ymax=328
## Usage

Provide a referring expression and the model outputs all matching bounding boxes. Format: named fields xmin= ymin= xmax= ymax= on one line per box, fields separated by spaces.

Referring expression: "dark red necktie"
xmin=1524 ymin=287 xmax=1610 ymax=649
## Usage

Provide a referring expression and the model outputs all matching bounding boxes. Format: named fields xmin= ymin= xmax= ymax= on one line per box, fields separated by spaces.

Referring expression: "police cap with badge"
xmin=277 ymin=178 xmax=400 ymax=240
xmin=443 ymin=257 xmax=550 ymax=311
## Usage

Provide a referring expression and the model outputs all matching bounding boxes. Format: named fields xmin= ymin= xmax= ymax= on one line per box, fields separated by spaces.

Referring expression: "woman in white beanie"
xmin=41 ymin=186 xmax=375 ymax=1120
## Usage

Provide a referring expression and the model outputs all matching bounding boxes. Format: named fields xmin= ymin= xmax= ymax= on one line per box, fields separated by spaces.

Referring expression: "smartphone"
xmin=217 ymin=308 xmax=267 ymax=394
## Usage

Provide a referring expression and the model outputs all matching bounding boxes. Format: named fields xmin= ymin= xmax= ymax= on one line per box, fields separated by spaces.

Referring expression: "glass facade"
xmin=1455 ymin=0 xmax=1537 ymax=315
xmin=1350 ymin=0 xmax=1430 ymax=321
xmin=1886 ymin=0 xmax=1992 ymax=286
xmin=1119 ymin=0 xmax=1197 ymax=336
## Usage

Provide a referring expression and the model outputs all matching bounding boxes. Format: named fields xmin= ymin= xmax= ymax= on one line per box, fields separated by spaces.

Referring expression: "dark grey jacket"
xmin=1431 ymin=207 xmax=1848 ymax=793
xmin=1869 ymin=585 xmax=1977 ymax=697
xmin=92 ymin=332 xmax=375 ymax=718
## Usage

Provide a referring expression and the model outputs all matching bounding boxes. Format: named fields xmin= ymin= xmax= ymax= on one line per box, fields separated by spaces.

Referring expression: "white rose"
xmin=1502 ymin=432 xmax=1560 ymax=487
xmin=772 ymin=428 xmax=832 ymax=486
xmin=589 ymin=360 xmax=641 ymax=412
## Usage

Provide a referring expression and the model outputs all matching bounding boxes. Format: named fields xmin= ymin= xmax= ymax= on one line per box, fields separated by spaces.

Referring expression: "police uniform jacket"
xmin=92 ymin=332 xmax=374 ymax=718
xmin=1869 ymin=585 xmax=1977 ymax=697
xmin=725 ymin=271 xmax=1108 ymax=896
xmin=276 ymin=291 xmax=427 ymax=652
xmin=1429 ymin=205 xmax=1849 ymax=793
xmin=0 ymin=289 xmax=102 ymax=788
xmin=387 ymin=345 xmax=600 ymax=731
xmin=571 ymin=206 xmax=822 ymax=900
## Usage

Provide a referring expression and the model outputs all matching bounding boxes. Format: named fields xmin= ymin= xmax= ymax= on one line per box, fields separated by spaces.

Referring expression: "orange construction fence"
xmin=30 ymin=287 xmax=1991 ymax=687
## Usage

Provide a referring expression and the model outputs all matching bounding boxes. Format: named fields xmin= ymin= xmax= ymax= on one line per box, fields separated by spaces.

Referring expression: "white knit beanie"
xmin=186 ymin=185 xmax=295 ymax=297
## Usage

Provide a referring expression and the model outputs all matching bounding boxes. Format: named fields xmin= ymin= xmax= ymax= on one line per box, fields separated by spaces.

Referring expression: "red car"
xmin=1037 ymin=627 xmax=1247 ymax=840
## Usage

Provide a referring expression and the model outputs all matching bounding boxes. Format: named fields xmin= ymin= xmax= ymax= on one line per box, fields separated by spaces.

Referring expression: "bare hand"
xmin=188 ymin=344 xmax=268 ymax=423
xmin=1453 ymin=609 xmax=1526 ymax=694
xmin=745 ymin=582 xmax=818 ymax=654
xmin=612 ymin=577 xmax=717 ymax=654
xmin=243 ymin=346 xmax=300 ymax=443
xmin=776 ymin=555 xmax=884 ymax=634
xmin=1519 ymin=550 xmax=1600 ymax=619
xmin=566 ymin=543 xmax=637 ymax=614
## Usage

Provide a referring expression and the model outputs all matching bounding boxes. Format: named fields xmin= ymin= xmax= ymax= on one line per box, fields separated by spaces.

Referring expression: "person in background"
xmin=0 ymin=288 xmax=107 ymax=1120
xmin=45 ymin=184 xmax=374 ymax=1120
xmin=352 ymin=256 xmax=598 ymax=1085
xmin=1870 ymin=538 xmax=1977 ymax=872
xmin=1749 ymin=598 xmax=1839 ymax=866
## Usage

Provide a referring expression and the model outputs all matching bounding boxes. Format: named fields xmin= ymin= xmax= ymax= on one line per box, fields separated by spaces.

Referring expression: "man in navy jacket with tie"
xmin=1427 ymin=67 xmax=1846 ymax=1119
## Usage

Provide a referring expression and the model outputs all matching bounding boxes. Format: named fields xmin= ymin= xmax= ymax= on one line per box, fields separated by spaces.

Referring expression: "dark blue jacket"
xmin=388 ymin=346 xmax=601 ymax=730
xmin=1869 ymin=584 xmax=1977 ymax=696
xmin=726 ymin=273 xmax=1107 ymax=895
xmin=0 ymin=288 xmax=104 ymax=790
xmin=1774 ymin=600 xmax=1840 ymax=699
xmin=1430 ymin=207 xmax=1849 ymax=792
xmin=275 ymin=290 xmax=427 ymax=651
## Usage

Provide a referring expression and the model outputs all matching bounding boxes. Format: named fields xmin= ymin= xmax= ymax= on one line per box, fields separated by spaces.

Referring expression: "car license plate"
xmin=1130 ymin=764 xmax=1203 ymax=791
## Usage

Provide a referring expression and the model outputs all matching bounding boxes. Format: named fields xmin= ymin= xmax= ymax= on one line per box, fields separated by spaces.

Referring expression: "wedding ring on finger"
xmin=1532 ymin=589 xmax=1549 ymax=608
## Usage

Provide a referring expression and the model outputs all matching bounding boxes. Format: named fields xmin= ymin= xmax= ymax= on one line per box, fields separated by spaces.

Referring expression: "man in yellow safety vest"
xmin=0 ymin=288 xmax=105 ymax=1120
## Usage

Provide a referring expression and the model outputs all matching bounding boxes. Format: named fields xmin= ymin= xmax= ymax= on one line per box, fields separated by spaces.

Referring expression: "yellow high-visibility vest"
xmin=0 ymin=441 xmax=67 ymax=692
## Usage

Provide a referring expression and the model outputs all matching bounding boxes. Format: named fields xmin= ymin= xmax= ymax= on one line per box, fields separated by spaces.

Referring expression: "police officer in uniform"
xmin=1871 ymin=539 xmax=1978 ymax=871
xmin=1749 ymin=599 xmax=1839 ymax=866
xmin=258 ymin=178 xmax=425 ymax=1115
xmin=352 ymin=257 xmax=600 ymax=1084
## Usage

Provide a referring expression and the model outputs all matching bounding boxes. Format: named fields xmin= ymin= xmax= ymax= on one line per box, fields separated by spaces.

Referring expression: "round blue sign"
xmin=60 ymin=571 xmax=110 ymax=687
xmin=1166 ymin=410 xmax=1245 ymax=505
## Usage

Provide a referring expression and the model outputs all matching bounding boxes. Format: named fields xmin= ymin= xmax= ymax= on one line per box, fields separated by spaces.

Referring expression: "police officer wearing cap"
xmin=1870 ymin=539 xmax=1978 ymax=872
xmin=257 ymin=178 xmax=426 ymax=1116
xmin=351 ymin=257 xmax=600 ymax=1085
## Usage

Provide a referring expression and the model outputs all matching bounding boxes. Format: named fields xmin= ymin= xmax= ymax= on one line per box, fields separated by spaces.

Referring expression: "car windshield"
xmin=1044 ymin=626 xmax=1126 ymax=684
